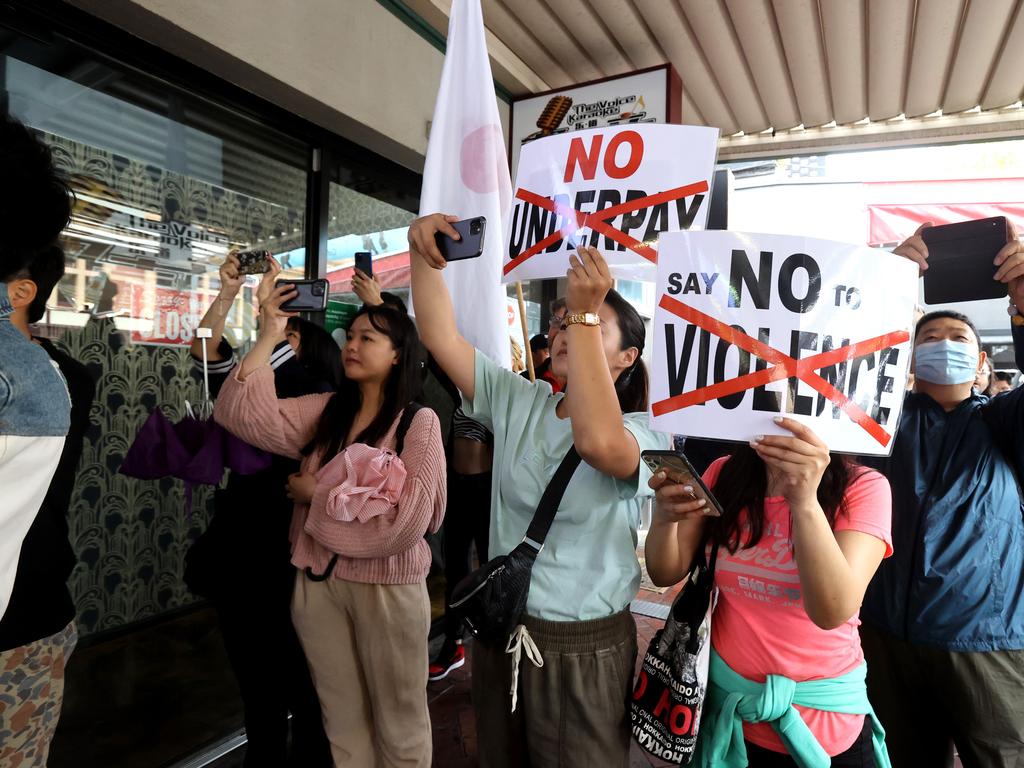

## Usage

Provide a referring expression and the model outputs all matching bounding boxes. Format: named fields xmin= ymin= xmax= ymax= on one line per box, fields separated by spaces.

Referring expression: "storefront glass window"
xmin=4 ymin=48 xmax=309 ymax=635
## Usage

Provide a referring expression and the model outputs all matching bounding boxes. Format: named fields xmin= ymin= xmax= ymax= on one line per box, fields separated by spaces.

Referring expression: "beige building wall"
xmin=68 ymin=0 xmax=511 ymax=171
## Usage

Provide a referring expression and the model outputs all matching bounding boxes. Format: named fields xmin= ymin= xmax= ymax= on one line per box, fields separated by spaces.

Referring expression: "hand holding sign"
xmin=751 ymin=418 xmax=829 ymax=510
xmin=566 ymin=247 xmax=613 ymax=314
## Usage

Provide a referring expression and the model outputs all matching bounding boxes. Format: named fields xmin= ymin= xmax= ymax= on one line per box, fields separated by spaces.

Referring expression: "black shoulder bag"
xmin=449 ymin=446 xmax=581 ymax=647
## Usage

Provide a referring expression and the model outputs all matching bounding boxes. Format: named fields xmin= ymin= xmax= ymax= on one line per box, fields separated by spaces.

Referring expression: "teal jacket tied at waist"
xmin=696 ymin=650 xmax=891 ymax=768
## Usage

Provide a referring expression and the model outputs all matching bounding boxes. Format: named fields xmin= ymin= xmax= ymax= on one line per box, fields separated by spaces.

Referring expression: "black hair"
xmin=915 ymin=310 xmax=980 ymax=345
xmin=550 ymin=296 xmax=567 ymax=315
xmin=602 ymin=288 xmax=649 ymax=413
xmin=25 ymin=245 xmax=66 ymax=323
xmin=0 ymin=117 xmax=73 ymax=281
xmin=304 ymin=304 xmax=425 ymax=458
xmin=286 ymin=317 xmax=343 ymax=389
xmin=709 ymin=445 xmax=857 ymax=553
xmin=379 ymin=292 xmax=408 ymax=314
xmin=994 ymin=371 xmax=1015 ymax=385
xmin=529 ymin=333 xmax=548 ymax=352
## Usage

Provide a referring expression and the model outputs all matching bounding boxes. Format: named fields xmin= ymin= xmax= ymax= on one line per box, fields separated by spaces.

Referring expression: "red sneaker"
xmin=428 ymin=643 xmax=466 ymax=681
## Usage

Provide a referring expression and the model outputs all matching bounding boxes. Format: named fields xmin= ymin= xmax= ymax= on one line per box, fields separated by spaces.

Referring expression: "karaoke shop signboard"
xmin=503 ymin=123 xmax=719 ymax=284
xmin=650 ymin=231 xmax=919 ymax=455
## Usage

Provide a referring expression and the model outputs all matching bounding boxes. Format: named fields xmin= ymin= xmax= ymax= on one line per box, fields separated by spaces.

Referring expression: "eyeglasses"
xmin=548 ymin=314 xmax=566 ymax=328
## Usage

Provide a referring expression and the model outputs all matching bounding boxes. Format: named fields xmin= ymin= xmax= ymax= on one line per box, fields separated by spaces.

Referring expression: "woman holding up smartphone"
xmin=645 ymin=423 xmax=894 ymax=768
xmin=409 ymin=214 xmax=669 ymax=768
xmin=213 ymin=274 xmax=446 ymax=767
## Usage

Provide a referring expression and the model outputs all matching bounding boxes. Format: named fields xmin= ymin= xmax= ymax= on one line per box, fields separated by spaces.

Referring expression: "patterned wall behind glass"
xmin=43 ymin=134 xmax=306 ymax=635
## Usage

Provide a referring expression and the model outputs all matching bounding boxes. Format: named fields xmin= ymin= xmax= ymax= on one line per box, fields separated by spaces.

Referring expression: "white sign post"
xmin=503 ymin=124 xmax=719 ymax=284
xmin=650 ymin=231 xmax=919 ymax=455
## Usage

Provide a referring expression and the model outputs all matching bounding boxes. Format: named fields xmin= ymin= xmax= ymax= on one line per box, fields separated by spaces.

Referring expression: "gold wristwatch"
xmin=561 ymin=312 xmax=601 ymax=329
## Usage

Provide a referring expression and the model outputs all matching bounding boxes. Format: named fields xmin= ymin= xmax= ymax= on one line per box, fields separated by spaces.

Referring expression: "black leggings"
xmin=442 ymin=469 xmax=491 ymax=640
xmin=744 ymin=717 xmax=876 ymax=768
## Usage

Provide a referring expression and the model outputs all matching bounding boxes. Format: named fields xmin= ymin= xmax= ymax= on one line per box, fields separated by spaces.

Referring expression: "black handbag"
xmin=449 ymin=446 xmax=581 ymax=647
xmin=631 ymin=543 xmax=718 ymax=765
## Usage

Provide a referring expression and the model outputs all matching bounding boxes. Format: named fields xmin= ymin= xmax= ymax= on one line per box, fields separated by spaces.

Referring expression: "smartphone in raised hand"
xmin=641 ymin=450 xmax=723 ymax=517
xmin=921 ymin=217 xmax=1011 ymax=304
xmin=278 ymin=279 xmax=329 ymax=312
xmin=354 ymin=251 xmax=373 ymax=278
xmin=236 ymin=249 xmax=272 ymax=275
xmin=435 ymin=217 xmax=486 ymax=261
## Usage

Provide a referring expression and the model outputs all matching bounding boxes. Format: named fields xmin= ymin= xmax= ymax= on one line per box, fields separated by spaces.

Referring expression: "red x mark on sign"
xmin=503 ymin=180 xmax=710 ymax=276
xmin=653 ymin=295 xmax=910 ymax=447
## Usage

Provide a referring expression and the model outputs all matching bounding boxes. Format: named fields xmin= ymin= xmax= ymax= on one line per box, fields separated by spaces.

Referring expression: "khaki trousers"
xmin=291 ymin=573 xmax=432 ymax=767
xmin=472 ymin=610 xmax=637 ymax=768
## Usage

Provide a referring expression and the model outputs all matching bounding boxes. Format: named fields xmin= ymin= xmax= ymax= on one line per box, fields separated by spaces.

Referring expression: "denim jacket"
xmin=0 ymin=283 xmax=70 ymax=436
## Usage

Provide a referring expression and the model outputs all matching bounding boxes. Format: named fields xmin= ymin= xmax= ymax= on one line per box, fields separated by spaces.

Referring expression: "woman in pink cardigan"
xmin=214 ymin=279 xmax=446 ymax=767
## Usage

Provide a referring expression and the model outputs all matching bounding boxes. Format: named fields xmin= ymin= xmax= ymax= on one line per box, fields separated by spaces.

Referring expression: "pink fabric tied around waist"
xmin=318 ymin=443 xmax=407 ymax=523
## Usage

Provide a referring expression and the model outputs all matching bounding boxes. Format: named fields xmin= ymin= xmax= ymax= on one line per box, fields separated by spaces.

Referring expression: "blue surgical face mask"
xmin=914 ymin=340 xmax=979 ymax=385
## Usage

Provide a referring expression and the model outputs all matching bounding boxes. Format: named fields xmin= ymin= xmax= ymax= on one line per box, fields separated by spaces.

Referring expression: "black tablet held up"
xmin=922 ymin=217 xmax=1010 ymax=304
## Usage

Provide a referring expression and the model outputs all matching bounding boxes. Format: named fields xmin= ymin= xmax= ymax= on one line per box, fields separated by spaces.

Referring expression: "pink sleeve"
xmin=834 ymin=468 xmax=894 ymax=557
xmin=309 ymin=408 xmax=447 ymax=558
xmin=213 ymin=364 xmax=332 ymax=460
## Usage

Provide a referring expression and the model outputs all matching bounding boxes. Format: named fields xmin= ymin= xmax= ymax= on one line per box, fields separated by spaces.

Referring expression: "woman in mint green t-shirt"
xmin=410 ymin=214 xmax=668 ymax=768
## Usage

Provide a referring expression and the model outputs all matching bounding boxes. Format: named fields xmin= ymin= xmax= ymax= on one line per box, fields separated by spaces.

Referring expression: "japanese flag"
xmin=418 ymin=0 xmax=512 ymax=368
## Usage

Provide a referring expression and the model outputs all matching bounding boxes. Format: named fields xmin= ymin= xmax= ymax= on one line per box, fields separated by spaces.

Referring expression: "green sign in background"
xmin=325 ymin=300 xmax=360 ymax=335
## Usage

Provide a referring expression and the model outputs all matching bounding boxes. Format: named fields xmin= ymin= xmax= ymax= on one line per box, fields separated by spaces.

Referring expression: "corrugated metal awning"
xmin=406 ymin=0 xmax=1024 ymax=157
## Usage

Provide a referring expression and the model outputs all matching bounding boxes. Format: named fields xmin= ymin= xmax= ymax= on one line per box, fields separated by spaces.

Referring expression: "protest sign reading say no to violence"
xmin=651 ymin=231 xmax=919 ymax=455
xmin=503 ymin=124 xmax=719 ymax=283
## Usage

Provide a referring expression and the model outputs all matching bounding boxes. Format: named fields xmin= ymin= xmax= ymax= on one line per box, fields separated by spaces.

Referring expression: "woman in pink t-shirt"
xmin=645 ymin=417 xmax=893 ymax=768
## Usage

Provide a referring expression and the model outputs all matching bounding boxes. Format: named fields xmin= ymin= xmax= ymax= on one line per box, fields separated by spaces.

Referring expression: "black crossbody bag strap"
xmin=520 ymin=446 xmax=582 ymax=552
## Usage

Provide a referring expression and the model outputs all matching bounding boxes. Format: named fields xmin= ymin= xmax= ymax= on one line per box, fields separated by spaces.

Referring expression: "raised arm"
xmin=191 ymin=251 xmax=244 ymax=363
xmin=563 ymin=247 xmax=643 ymax=479
xmin=213 ymin=265 xmax=330 ymax=459
xmin=408 ymin=214 xmax=477 ymax=400
xmin=753 ymin=419 xmax=887 ymax=630
xmin=644 ymin=472 xmax=711 ymax=587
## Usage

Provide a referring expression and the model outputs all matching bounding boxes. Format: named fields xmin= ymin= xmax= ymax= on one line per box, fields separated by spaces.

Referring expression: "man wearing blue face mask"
xmin=859 ymin=222 xmax=1024 ymax=768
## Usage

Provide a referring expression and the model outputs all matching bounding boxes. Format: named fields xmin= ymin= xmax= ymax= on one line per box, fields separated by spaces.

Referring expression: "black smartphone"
xmin=922 ymin=217 xmax=1011 ymax=304
xmin=354 ymin=251 xmax=373 ymax=278
xmin=279 ymin=279 xmax=329 ymax=312
xmin=435 ymin=217 xmax=486 ymax=261
xmin=640 ymin=450 xmax=723 ymax=517
xmin=236 ymin=249 xmax=271 ymax=275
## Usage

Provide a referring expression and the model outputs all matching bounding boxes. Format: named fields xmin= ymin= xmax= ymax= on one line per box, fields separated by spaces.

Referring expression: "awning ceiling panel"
xmin=406 ymin=0 xmax=1024 ymax=156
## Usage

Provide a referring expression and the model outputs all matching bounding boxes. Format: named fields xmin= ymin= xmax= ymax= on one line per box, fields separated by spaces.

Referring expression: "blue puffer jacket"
xmin=861 ymin=324 xmax=1024 ymax=652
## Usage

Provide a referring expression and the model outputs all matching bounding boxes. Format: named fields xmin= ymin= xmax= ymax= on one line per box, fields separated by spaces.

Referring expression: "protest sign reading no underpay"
xmin=651 ymin=231 xmax=919 ymax=455
xmin=503 ymin=124 xmax=719 ymax=283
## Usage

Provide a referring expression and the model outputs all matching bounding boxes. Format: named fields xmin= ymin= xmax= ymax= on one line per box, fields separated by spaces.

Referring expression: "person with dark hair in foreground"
xmin=858 ymin=224 xmax=1024 ymax=768
xmin=0 ymin=116 xmax=76 ymax=767
xmin=185 ymin=254 xmax=335 ymax=767
xmin=410 ymin=213 xmax=667 ymax=767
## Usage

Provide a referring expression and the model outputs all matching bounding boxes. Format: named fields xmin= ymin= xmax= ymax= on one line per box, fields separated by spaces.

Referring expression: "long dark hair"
xmin=602 ymin=288 xmax=649 ymax=413
xmin=709 ymin=444 xmax=856 ymax=553
xmin=304 ymin=304 xmax=425 ymax=458
xmin=287 ymin=317 xmax=343 ymax=389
